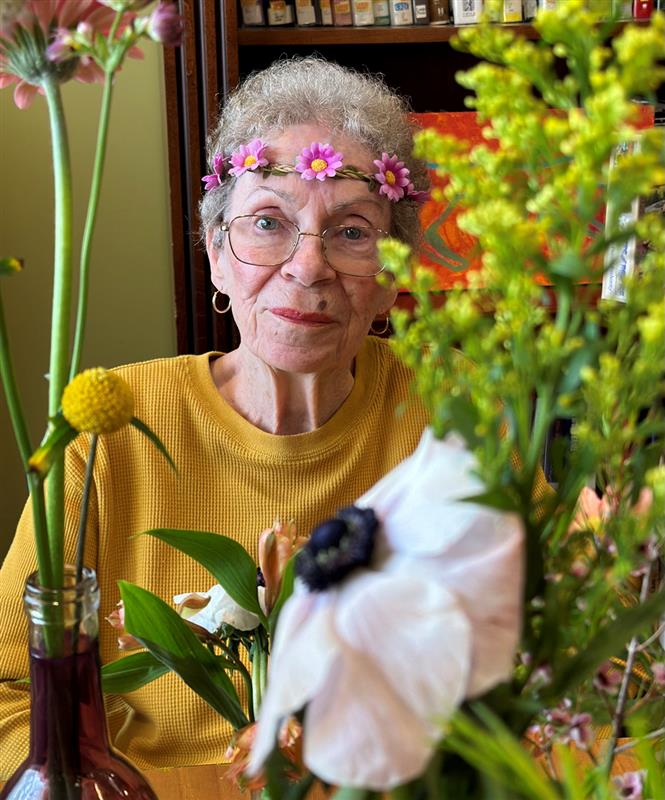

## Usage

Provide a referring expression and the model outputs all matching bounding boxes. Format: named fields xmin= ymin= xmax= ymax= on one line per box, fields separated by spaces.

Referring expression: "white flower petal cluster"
xmin=173 ymin=584 xmax=260 ymax=633
xmin=250 ymin=428 xmax=524 ymax=790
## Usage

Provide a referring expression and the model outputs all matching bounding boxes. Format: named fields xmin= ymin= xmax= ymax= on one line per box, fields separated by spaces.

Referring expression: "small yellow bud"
xmin=62 ymin=368 xmax=134 ymax=434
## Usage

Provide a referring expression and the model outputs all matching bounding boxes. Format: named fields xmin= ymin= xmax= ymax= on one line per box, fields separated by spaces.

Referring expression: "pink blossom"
xmin=613 ymin=770 xmax=646 ymax=800
xmin=373 ymin=153 xmax=410 ymax=202
xmin=229 ymin=138 xmax=269 ymax=178
xmin=593 ymin=661 xmax=622 ymax=694
xmin=651 ymin=661 xmax=665 ymax=687
xmin=146 ymin=2 xmax=183 ymax=46
xmin=295 ymin=142 xmax=343 ymax=182
xmin=405 ymin=182 xmax=431 ymax=203
xmin=0 ymin=1 xmax=123 ymax=109
xmin=202 ymin=153 xmax=225 ymax=191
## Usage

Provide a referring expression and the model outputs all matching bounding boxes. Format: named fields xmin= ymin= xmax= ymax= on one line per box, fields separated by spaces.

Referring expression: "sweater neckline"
xmin=186 ymin=337 xmax=381 ymax=459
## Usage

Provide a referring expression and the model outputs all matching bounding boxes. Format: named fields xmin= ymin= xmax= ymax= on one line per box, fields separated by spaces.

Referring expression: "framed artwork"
xmin=411 ymin=106 xmax=655 ymax=292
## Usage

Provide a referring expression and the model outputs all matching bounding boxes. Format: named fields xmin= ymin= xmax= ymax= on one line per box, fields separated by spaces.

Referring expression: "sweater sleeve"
xmin=0 ymin=439 xmax=99 ymax=779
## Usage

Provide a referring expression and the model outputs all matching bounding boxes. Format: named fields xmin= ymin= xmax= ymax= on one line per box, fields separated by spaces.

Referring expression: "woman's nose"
xmin=280 ymin=232 xmax=336 ymax=286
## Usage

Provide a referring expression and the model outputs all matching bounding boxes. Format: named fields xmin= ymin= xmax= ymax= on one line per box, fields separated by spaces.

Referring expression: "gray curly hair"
xmin=200 ymin=57 xmax=429 ymax=249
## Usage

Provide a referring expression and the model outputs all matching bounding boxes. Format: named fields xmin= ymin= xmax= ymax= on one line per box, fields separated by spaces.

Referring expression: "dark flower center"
xmin=295 ymin=505 xmax=378 ymax=591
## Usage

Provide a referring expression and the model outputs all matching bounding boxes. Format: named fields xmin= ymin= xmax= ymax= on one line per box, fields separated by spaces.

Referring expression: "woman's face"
xmin=207 ymin=124 xmax=397 ymax=375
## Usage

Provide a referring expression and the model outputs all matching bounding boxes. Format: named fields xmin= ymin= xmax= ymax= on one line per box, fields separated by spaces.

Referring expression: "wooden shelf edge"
xmin=237 ymin=22 xmax=539 ymax=46
xmin=236 ymin=17 xmax=648 ymax=47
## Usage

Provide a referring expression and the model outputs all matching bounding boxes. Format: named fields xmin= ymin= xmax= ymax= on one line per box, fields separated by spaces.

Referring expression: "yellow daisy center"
xmin=62 ymin=368 xmax=134 ymax=435
xmin=243 ymin=155 xmax=258 ymax=167
xmin=310 ymin=158 xmax=328 ymax=173
xmin=385 ymin=170 xmax=396 ymax=186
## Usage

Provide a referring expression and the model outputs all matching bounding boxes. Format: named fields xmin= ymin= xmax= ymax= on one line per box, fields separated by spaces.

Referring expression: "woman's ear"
xmin=206 ymin=227 xmax=226 ymax=291
xmin=379 ymin=283 xmax=398 ymax=316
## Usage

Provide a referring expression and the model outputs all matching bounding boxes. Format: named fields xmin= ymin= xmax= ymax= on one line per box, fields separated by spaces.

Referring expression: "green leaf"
xmin=461 ymin=489 xmax=522 ymax=513
xmin=130 ymin=416 xmax=177 ymax=472
xmin=545 ymin=589 xmax=665 ymax=701
xmin=268 ymin=555 xmax=296 ymax=637
xmin=144 ymin=528 xmax=264 ymax=621
xmin=119 ymin=581 xmax=249 ymax=730
xmin=28 ymin=413 xmax=78 ymax=477
xmin=101 ymin=650 xmax=169 ymax=694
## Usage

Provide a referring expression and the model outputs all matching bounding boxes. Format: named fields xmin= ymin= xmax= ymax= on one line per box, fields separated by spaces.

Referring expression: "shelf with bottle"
xmin=237 ymin=20 xmax=538 ymax=44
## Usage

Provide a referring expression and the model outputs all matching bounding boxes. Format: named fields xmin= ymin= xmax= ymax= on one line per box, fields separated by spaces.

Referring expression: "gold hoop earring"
xmin=212 ymin=290 xmax=231 ymax=315
xmin=370 ymin=316 xmax=390 ymax=336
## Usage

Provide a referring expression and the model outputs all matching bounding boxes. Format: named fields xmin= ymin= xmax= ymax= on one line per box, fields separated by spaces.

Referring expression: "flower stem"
xmin=69 ymin=72 xmax=114 ymax=380
xmin=42 ymin=76 xmax=74 ymax=589
xmin=75 ymin=434 xmax=98 ymax=583
xmin=605 ymin=563 xmax=654 ymax=770
xmin=251 ymin=631 xmax=268 ymax=719
xmin=0 ymin=278 xmax=55 ymax=585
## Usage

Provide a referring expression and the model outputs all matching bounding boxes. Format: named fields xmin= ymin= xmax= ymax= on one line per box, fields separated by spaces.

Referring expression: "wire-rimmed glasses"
xmin=220 ymin=214 xmax=389 ymax=277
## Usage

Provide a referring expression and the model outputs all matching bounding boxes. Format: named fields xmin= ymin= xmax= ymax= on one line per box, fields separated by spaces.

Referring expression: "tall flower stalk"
xmin=0 ymin=0 xmax=183 ymax=591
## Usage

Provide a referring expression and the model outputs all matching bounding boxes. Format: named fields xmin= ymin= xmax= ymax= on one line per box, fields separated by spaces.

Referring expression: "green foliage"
xmin=119 ymin=581 xmax=250 ymax=730
xmin=142 ymin=528 xmax=266 ymax=622
xmin=380 ymin=0 xmax=665 ymax=789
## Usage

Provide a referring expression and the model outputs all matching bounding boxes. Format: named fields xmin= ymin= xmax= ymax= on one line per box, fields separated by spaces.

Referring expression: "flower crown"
xmin=202 ymin=139 xmax=430 ymax=204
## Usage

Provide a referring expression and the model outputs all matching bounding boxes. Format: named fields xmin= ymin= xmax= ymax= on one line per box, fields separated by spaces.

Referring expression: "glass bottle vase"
xmin=1 ymin=565 xmax=158 ymax=799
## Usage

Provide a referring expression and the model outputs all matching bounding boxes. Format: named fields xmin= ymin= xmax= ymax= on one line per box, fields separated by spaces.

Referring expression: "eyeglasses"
xmin=219 ymin=215 xmax=389 ymax=277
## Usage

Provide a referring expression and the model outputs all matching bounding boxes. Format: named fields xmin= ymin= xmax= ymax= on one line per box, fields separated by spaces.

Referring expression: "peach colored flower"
xmin=105 ymin=601 xmax=142 ymax=651
xmin=258 ymin=520 xmax=307 ymax=615
xmin=225 ymin=719 xmax=304 ymax=792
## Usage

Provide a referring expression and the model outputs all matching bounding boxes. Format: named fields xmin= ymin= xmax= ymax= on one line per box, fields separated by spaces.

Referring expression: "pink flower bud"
xmin=147 ymin=3 xmax=183 ymax=46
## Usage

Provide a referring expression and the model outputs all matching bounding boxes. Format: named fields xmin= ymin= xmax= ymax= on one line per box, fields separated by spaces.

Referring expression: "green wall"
xmin=0 ymin=45 xmax=177 ymax=560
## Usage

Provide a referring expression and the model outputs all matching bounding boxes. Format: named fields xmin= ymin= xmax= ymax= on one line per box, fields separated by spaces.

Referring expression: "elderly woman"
xmin=0 ymin=57 xmax=434 ymax=776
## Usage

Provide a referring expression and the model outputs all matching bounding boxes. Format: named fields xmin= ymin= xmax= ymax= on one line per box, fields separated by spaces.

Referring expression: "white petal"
xmin=249 ymin=591 xmax=339 ymax=774
xmin=358 ymin=428 xmax=486 ymax=557
xmin=389 ymin=513 xmax=524 ymax=697
xmin=304 ymin=649 xmax=438 ymax=790
xmin=334 ymin=571 xmax=471 ymax=726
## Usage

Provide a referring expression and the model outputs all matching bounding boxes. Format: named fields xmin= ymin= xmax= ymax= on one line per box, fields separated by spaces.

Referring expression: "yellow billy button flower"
xmin=30 ymin=367 xmax=175 ymax=477
xmin=61 ymin=367 xmax=134 ymax=434
xmin=0 ymin=256 xmax=22 ymax=275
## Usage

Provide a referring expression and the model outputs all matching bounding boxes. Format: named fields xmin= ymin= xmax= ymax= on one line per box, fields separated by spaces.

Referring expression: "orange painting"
xmin=410 ymin=107 xmax=654 ymax=291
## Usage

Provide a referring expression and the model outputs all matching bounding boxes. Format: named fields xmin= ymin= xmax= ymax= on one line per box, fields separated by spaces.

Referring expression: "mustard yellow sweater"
xmin=0 ymin=336 xmax=431 ymax=778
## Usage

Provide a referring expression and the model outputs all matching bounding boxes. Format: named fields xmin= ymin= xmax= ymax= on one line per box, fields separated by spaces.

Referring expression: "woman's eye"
xmin=341 ymin=226 xmax=364 ymax=241
xmin=254 ymin=216 xmax=280 ymax=232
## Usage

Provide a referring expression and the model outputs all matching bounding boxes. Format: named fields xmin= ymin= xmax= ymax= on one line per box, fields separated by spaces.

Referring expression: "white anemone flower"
xmin=173 ymin=583 xmax=260 ymax=633
xmin=249 ymin=428 xmax=524 ymax=790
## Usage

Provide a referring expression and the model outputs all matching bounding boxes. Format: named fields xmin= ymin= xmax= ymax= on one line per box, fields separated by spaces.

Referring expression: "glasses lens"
xmin=323 ymin=225 xmax=386 ymax=276
xmin=228 ymin=215 xmax=298 ymax=267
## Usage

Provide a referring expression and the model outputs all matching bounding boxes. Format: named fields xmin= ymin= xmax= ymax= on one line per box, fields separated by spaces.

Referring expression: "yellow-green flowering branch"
xmin=42 ymin=75 xmax=73 ymax=589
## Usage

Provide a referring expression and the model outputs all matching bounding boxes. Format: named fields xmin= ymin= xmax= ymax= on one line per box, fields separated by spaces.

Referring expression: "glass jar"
xmin=1 ymin=565 xmax=158 ymax=799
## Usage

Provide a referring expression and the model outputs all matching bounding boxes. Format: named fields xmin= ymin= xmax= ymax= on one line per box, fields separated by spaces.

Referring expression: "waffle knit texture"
xmin=0 ymin=337 xmax=436 ymax=777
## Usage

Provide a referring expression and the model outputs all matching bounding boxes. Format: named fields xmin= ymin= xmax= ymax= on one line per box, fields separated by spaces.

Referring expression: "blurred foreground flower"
xmin=250 ymin=428 xmax=524 ymax=790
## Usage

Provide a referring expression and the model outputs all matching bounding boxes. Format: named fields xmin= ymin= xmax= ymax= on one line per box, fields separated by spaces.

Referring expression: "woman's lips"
xmin=270 ymin=307 xmax=334 ymax=325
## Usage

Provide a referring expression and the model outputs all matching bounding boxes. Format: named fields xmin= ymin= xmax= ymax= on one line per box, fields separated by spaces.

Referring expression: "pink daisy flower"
xmin=295 ymin=142 xmax=344 ymax=182
xmin=405 ymin=182 xmax=431 ymax=204
xmin=373 ymin=153 xmax=411 ymax=202
xmin=228 ymin=138 xmax=269 ymax=177
xmin=202 ymin=153 xmax=225 ymax=191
